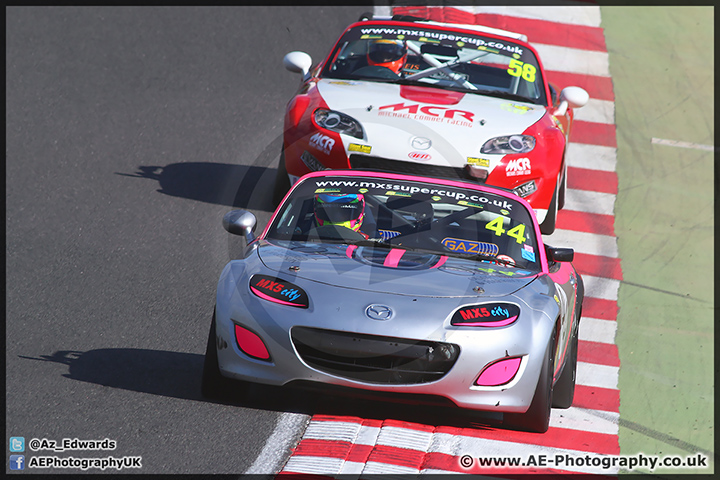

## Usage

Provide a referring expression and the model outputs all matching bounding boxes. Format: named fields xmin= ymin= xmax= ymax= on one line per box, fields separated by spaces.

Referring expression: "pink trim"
xmin=383 ymin=248 xmax=406 ymax=268
xmin=234 ymin=324 xmax=270 ymax=360
xmin=250 ymin=286 xmax=300 ymax=307
xmin=454 ymin=315 xmax=518 ymax=327
xmin=345 ymin=245 xmax=358 ymax=259
xmin=475 ymin=357 xmax=522 ymax=386
xmin=430 ymin=255 xmax=448 ymax=269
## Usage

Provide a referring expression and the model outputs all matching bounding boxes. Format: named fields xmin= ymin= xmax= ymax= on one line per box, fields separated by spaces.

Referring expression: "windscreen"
xmin=321 ymin=23 xmax=546 ymax=105
xmin=266 ymin=175 xmax=542 ymax=271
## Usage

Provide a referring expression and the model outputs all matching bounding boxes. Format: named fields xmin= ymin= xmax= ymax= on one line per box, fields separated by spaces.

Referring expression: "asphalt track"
xmin=6 ymin=6 xmax=362 ymax=474
xmin=6 ymin=4 xmax=714 ymax=476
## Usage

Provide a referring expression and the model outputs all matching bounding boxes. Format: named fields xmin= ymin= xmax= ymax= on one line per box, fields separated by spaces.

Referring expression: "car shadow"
xmin=115 ymin=135 xmax=282 ymax=212
xmin=18 ymin=347 xmax=716 ymax=456
xmin=18 ymin=348 xmax=501 ymax=430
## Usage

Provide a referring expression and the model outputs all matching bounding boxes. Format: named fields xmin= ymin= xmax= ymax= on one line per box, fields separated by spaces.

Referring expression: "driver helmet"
xmin=367 ymin=39 xmax=407 ymax=74
xmin=314 ymin=193 xmax=365 ymax=232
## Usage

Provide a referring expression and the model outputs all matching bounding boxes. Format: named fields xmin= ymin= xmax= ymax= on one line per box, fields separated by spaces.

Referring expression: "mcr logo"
xmin=379 ymin=103 xmax=474 ymax=122
xmin=505 ymin=157 xmax=531 ymax=176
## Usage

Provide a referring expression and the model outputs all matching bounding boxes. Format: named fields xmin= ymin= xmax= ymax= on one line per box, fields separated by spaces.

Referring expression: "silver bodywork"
xmin=211 ymin=171 xmax=581 ymax=417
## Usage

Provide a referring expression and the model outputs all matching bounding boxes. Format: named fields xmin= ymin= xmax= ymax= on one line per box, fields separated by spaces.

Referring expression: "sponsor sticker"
xmin=514 ymin=181 xmax=537 ymax=197
xmin=348 ymin=143 xmax=372 ymax=153
xmin=442 ymin=237 xmax=499 ymax=256
xmin=521 ymin=248 xmax=536 ymax=262
xmin=385 ymin=191 xmax=411 ymax=197
xmin=496 ymin=254 xmax=515 ymax=265
xmin=458 ymin=200 xmax=485 ymax=209
xmin=505 ymin=157 xmax=531 ymax=176
xmin=467 ymin=157 xmax=490 ymax=167
xmin=378 ymin=103 xmax=474 ymax=127
xmin=501 ymin=102 xmax=534 ymax=114
xmin=408 ymin=151 xmax=431 ymax=161
xmin=378 ymin=229 xmax=401 ymax=241
xmin=451 ymin=302 xmax=521 ymax=326
xmin=249 ymin=275 xmax=309 ymax=308
xmin=309 ymin=132 xmax=335 ymax=155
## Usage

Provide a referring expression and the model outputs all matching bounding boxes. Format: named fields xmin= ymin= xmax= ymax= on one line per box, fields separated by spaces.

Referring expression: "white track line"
xmin=472 ymin=5 xmax=602 ymax=27
xmin=577 ymin=361 xmax=618 ymax=390
xmin=283 ymin=455 xmax=346 ymax=475
xmin=565 ymin=188 xmax=617 ymax=216
xmin=579 ymin=317 xmax=617 ymax=344
xmin=566 ymin=143 xmax=618 ymax=172
xmin=245 ymin=412 xmax=309 ymax=474
xmin=543 ymin=229 xmax=618 ymax=258
xmin=651 ymin=137 xmax=715 ymax=152
xmin=582 ymin=275 xmax=620 ymax=302
xmin=550 ymin=407 xmax=619 ymax=435
xmin=533 ymin=43 xmax=609 ymax=76
xmin=574 ymin=98 xmax=615 ymax=124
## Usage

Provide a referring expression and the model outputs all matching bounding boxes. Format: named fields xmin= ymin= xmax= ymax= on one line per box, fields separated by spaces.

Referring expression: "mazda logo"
xmin=411 ymin=137 xmax=431 ymax=150
xmin=365 ymin=304 xmax=393 ymax=320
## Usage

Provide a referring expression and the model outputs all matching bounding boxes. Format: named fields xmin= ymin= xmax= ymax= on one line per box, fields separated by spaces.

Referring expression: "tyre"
xmin=553 ymin=288 xmax=583 ymax=408
xmin=504 ymin=328 xmax=556 ymax=433
xmin=539 ymin=180 xmax=559 ymax=235
xmin=201 ymin=310 xmax=238 ymax=399
xmin=272 ymin=148 xmax=290 ymax=207
xmin=558 ymin=164 xmax=567 ymax=210
xmin=552 ymin=329 xmax=578 ymax=408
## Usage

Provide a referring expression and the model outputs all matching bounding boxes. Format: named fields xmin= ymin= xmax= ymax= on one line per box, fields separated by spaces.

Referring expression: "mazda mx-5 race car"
xmin=204 ymin=170 xmax=584 ymax=432
xmin=274 ymin=14 xmax=589 ymax=234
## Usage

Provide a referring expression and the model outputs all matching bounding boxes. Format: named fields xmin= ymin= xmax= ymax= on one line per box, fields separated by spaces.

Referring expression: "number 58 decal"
xmin=507 ymin=59 xmax=537 ymax=82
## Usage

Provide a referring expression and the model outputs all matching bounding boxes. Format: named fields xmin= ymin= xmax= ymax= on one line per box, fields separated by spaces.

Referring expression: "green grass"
xmin=601 ymin=6 xmax=714 ymax=475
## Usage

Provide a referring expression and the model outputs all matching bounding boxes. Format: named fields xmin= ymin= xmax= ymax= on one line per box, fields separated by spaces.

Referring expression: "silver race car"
xmin=203 ymin=170 xmax=583 ymax=432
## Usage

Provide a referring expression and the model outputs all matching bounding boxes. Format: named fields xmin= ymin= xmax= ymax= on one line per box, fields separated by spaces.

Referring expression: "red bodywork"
xmin=282 ymin=20 xmax=577 ymax=215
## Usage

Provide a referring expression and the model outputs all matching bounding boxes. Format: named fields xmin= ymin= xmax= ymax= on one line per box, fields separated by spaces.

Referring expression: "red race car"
xmin=275 ymin=13 xmax=588 ymax=234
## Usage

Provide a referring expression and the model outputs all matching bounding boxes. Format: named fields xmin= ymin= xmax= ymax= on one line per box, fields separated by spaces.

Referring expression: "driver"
xmin=367 ymin=39 xmax=407 ymax=75
xmin=314 ymin=193 xmax=367 ymax=235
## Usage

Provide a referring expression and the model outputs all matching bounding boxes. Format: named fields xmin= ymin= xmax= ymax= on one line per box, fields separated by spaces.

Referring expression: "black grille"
xmin=292 ymin=326 xmax=459 ymax=385
xmin=349 ymin=154 xmax=472 ymax=181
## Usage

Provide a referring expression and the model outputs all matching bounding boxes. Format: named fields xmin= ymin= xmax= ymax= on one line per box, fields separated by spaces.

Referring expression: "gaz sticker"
xmin=442 ymin=238 xmax=499 ymax=256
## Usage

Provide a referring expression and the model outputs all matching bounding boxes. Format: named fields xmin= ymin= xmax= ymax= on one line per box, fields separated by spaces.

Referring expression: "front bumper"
xmin=214 ymin=274 xmax=554 ymax=414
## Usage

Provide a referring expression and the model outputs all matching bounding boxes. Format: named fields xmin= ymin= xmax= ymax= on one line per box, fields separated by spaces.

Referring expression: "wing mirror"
xmin=283 ymin=51 xmax=313 ymax=76
xmin=545 ymin=245 xmax=574 ymax=263
xmin=222 ymin=210 xmax=257 ymax=243
xmin=553 ymin=86 xmax=589 ymax=116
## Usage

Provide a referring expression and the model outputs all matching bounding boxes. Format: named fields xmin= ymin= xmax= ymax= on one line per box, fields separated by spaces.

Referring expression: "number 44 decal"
xmin=485 ymin=217 xmax=526 ymax=244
